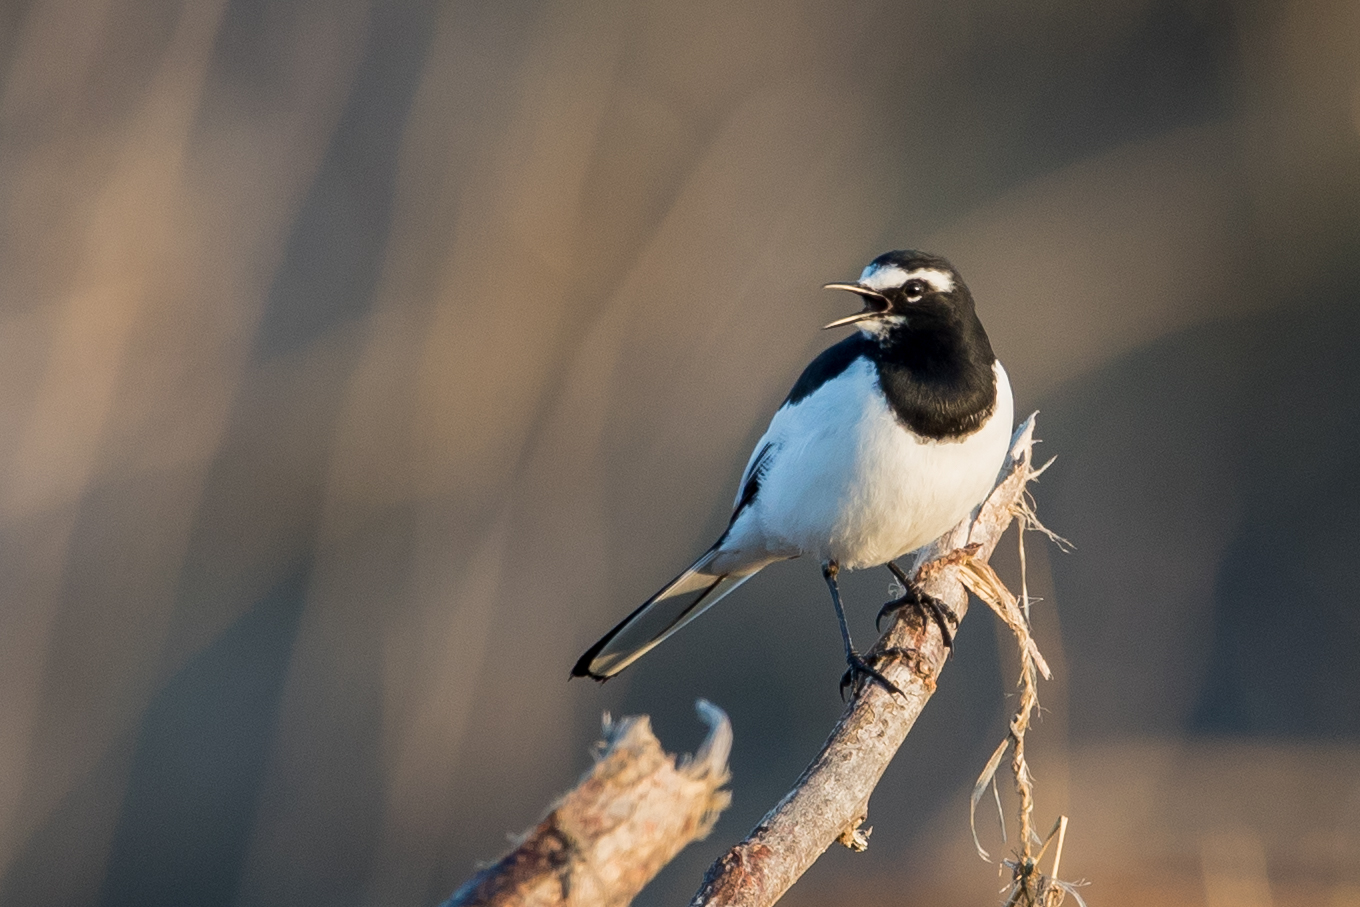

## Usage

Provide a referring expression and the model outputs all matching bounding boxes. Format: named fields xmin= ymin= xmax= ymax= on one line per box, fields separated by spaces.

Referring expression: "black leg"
xmin=823 ymin=561 xmax=905 ymax=699
xmin=880 ymin=560 xmax=958 ymax=648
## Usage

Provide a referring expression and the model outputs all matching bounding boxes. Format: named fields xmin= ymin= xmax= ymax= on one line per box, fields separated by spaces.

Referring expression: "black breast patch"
xmin=871 ymin=321 xmax=998 ymax=440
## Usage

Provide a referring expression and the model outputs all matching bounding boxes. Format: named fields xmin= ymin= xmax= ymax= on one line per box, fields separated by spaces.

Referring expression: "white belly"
xmin=717 ymin=359 xmax=1013 ymax=572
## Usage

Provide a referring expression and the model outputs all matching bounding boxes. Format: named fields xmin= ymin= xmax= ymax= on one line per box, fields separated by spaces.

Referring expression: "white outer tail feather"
xmin=574 ymin=550 xmax=756 ymax=679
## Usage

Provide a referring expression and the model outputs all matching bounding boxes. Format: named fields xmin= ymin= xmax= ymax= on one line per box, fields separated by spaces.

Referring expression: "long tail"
xmin=572 ymin=549 xmax=756 ymax=680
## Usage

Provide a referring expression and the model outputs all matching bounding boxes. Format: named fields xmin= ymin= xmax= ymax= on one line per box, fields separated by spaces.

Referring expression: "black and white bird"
xmin=572 ymin=250 xmax=1014 ymax=694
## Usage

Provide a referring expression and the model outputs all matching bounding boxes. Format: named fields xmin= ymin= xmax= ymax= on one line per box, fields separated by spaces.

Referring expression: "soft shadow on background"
xmin=1 ymin=1 xmax=1357 ymax=905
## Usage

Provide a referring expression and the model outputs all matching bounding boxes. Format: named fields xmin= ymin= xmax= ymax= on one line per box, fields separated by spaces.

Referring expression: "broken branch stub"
xmin=447 ymin=700 xmax=732 ymax=907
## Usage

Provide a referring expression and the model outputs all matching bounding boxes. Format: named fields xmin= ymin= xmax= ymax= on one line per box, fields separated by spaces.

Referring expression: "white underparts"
xmin=716 ymin=360 xmax=1014 ymax=572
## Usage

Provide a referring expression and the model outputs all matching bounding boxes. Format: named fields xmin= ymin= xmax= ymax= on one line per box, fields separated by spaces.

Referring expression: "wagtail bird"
xmin=572 ymin=250 xmax=1014 ymax=695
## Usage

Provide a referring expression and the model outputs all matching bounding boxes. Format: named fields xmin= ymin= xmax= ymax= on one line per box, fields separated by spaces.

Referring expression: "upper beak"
xmin=821 ymin=282 xmax=889 ymax=330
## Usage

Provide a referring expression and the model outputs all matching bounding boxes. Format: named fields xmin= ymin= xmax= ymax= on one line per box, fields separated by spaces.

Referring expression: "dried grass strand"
xmin=969 ymin=470 xmax=1086 ymax=907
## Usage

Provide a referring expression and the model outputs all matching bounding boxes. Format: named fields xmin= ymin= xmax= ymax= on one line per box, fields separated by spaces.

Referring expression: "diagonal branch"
xmin=689 ymin=415 xmax=1040 ymax=907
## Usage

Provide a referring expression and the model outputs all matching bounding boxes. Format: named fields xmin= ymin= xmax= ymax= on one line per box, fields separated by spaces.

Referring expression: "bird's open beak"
xmin=821 ymin=283 xmax=889 ymax=330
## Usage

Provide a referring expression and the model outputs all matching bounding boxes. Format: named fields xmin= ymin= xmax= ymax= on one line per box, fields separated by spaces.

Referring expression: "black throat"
xmin=869 ymin=312 xmax=998 ymax=440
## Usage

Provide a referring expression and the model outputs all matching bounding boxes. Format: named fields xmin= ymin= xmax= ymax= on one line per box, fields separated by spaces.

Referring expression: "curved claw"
xmin=839 ymin=649 xmax=908 ymax=700
xmin=874 ymin=599 xmax=895 ymax=633
xmin=878 ymin=585 xmax=959 ymax=649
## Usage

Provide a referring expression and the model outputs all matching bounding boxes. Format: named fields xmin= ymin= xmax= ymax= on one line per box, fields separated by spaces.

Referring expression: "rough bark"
xmin=446 ymin=701 xmax=732 ymax=907
xmin=689 ymin=415 xmax=1039 ymax=907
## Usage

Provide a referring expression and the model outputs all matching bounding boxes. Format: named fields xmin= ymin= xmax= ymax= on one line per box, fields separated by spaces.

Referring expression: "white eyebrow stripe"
xmin=858 ymin=264 xmax=955 ymax=294
xmin=908 ymin=268 xmax=955 ymax=293
xmin=859 ymin=264 xmax=908 ymax=290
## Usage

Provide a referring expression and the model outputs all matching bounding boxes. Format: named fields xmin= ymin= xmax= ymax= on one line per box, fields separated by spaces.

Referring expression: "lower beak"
xmin=822 ymin=282 xmax=889 ymax=330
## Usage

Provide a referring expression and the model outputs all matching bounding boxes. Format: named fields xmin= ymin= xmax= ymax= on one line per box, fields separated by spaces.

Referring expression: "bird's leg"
xmin=880 ymin=560 xmax=958 ymax=648
xmin=823 ymin=561 xmax=905 ymax=700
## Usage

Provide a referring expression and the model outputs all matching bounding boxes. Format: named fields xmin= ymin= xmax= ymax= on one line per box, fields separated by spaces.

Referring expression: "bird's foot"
xmin=839 ymin=648 xmax=912 ymax=700
xmin=877 ymin=582 xmax=958 ymax=648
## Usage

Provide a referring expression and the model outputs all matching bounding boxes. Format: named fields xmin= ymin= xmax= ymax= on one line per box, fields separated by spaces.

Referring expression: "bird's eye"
xmin=903 ymin=279 xmax=927 ymax=300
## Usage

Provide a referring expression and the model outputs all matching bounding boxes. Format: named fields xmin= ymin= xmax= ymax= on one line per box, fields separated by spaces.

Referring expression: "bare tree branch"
xmin=446 ymin=701 xmax=733 ymax=907
xmin=689 ymin=415 xmax=1040 ymax=907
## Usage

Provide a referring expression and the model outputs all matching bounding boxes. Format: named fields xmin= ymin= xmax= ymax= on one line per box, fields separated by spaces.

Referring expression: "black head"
xmin=822 ymin=250 xmax=976 ymax=335
xmin=821 ymin=250 xmax=999 ymax=438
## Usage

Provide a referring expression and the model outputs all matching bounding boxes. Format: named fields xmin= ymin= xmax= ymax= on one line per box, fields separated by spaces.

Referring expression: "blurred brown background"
xmin=1 ymin=1 xmax=1358 ymax=905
